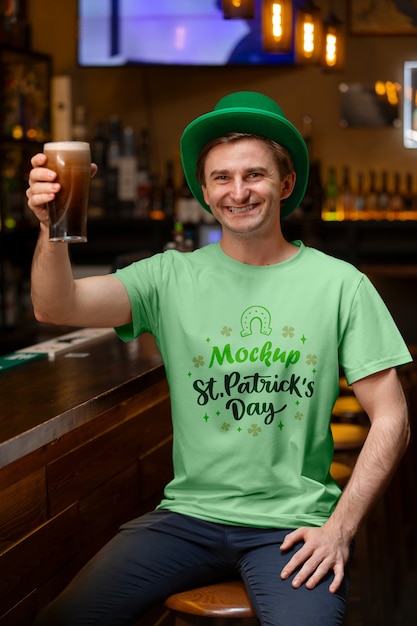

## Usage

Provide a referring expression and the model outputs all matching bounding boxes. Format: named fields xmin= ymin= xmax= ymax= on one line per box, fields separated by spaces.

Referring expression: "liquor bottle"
xmin=2 ymin=149 xmax=24 ymax=229
xmin=137 ymin=129 xmax=150 ymax=168
xmin=299 ymin=115 xmax=323 ymax=219
xmin=323 ymin=167 xmax=339 ymax=219
xmin=135 ymin=129 xmax=152 ymax=218
xmin=354 ymin=172 xmax=366 ymax=216
xmin=404 ymin=173 xmax=414 ymax=212
xmin=163 ymin=221 xmax=188 ymax=252
xmin=389 ymin=172 xmax=404 ymax=218
xmin=366 ymin=171 xmax=378 ymax=219
xmin=1 ymin=261 xmax=18 ymax=328
xmin=300 ymin=159 xmax=323 ymax=219
xmin=339 ymin=166 xmax=354 ymax=220
xmin=89 ymin=121 xmax=107 ymax=217
xmin=107 ymin=116 xmax=122 ymax=168
xmin=72 ymin=105 xmax=88 ymax=141
xmin=377 ymin=170 xmax=390 ymax=219
xmin=105 ymin=115 xmax=122 ymax=215
xmin=173 ymin=221 xmax=185 ymax=250
xmin=118 ymin=126 xmax=137 ymax=216
xmin=162 ymin=160 xmax=176 ymax=217
xmin=149 ymin=173 xmax=165 ymax=221
xmin=91 ymin=121 xmax=107 ymax=169
xmin=176 ymin=175 xmax=200 ymax=223
xmin=302 ymin=114 xmax=313 ymax=159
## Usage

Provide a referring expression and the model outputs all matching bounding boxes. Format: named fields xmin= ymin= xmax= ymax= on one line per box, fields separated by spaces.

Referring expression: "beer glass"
xmin=43 ymin=141 xmax=91 ymax=242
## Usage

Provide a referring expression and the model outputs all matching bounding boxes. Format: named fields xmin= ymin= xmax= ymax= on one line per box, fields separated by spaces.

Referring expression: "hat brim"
xmin=180 ymin=107 xmax=309 ymax=218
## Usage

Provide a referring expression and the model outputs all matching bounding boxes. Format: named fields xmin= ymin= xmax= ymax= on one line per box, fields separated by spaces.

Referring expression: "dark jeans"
xmin=34 ymin=510 xmax=350 ymax=626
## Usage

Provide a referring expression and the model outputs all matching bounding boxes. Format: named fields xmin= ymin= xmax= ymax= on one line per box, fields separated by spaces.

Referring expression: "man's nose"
xmin=230 ymin=177 xmax=250 ymax=202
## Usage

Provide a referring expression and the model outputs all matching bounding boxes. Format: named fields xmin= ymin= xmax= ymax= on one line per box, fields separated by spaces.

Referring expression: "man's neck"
xmin=220 ymin=232 xmax=298 ymax=266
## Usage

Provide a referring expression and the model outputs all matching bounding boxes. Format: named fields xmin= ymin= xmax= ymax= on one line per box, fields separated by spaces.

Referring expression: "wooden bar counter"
xmin=0 ymin=331 xmax=173 ymax=625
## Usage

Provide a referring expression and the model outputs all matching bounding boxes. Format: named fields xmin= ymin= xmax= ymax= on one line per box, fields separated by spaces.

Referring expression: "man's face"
xmin=202 ymin=138 xmax=295 ymax=239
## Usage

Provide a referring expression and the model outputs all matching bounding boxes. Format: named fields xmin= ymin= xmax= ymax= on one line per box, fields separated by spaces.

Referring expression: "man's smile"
xmin=226 ymin=204 xmax=257 ymax=214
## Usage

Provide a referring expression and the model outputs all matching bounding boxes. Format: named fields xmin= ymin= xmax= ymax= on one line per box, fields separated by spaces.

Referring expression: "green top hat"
xmin=180 ymin=91 xmax=309 ymax=218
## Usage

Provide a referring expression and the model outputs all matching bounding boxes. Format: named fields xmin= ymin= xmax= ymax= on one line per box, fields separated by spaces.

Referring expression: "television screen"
xmin=78 ymin=0 xmax=295 ymax=67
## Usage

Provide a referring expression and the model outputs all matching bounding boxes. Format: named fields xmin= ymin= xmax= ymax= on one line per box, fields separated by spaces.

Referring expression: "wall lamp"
xmin=222 ymin=0 xmax=345 ymax=71
xmin=322 ymin=10 xmax=345 ymax=71
xmin=222 ymin=0 xmax=256 ymax=19
xmin=262 ymin=0 xmax=293 ymax=53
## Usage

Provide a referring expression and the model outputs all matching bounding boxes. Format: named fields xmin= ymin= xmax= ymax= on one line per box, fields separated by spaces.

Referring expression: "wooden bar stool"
xmin=165 ymin=580 xmax=259 ymax=625
xmin=331 ymin=422 xmax=369 ymax=451
xmin=338 ymin=376 xmax=352 ymax=395
xmin=331 ymin=422 xmax=369 ymax=471
xmin=332 ymin=395 xmax=368 ymax=425
xmin=330 ymin=460 xmax=352 ymax=488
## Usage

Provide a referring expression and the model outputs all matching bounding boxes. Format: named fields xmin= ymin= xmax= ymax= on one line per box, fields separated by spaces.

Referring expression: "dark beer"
xmin=44 ymin=142 xmax=91 ymax=242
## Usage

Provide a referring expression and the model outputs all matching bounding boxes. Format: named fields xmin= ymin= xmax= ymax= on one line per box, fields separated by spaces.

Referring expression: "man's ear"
xmin=280 ymin=172 xmax=296 ymax=200
xmin=202 ymin=185 xmax=209 ymax=206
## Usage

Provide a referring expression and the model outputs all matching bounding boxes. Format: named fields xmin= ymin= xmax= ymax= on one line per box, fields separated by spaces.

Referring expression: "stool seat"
xmin=338 ymin=376 xmax=352 ymax=394
xmin=330 ymin=461 xmax=352 ymax=488
xmin=165 ymin=580 xmax=255 ymax=619
xmin=332 ymin=395 xmax=367 ymax=423
xmin=331 ymin=422 xmax=369 ymax=450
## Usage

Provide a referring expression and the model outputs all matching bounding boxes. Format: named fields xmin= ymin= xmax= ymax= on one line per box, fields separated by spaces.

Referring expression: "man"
xmin=27 ymin=92 xmax=411 ymax=626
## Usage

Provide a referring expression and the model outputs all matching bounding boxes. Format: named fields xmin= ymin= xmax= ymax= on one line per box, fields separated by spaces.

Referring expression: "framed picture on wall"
xmin=403 ymin=61 xmax=417 ymax=149
xmin=350 ymin=0 xmax=417 ymax=35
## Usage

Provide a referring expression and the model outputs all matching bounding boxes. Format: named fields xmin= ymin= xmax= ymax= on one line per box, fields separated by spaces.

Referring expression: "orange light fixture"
xmin=295 ymin=1 xmax=323 ymax=64
xmin=222 ymin=0 xmax=255 ymax=19
xmin=322 ymin=11 xmax=345 ymax=71
xmin=262 ymin=0 xmax=293 ymax=53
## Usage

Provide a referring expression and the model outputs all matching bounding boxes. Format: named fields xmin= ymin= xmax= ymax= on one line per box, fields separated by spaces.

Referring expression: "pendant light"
xmin=222 ymin=0 xmax=255 ymax=19
xmin=262 ymin=0 xmax=293 ymax=53
xmin=295 ymin=0 xmax=323 ymax=65
xmin=322 ymin=10 xmax=345 ymax=71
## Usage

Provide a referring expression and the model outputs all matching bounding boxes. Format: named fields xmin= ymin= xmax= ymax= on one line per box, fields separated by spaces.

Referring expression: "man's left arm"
xmin=280 ymin=366 xmax=410 ymax=592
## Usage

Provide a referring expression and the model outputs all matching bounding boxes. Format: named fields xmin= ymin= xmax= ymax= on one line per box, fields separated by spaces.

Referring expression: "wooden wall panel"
xmin=0 ymin=448 xmax=46 ymax=494
xmin=78 ymin=463 xmax=142 ymax=561
xmin=0 ymin=469 xmax=46 ymax=552
xmin=138 ymin=436 xmax=173 ymax=505
xmin=0 ymin=504 xmax=79 ymax=616
xmin=47 ymin=396 xmax=172 ymax=516
xmin=0 ymin=589 xmax=38 ymax=626
xmin=43 ymin=379 xmax=171 ymax=466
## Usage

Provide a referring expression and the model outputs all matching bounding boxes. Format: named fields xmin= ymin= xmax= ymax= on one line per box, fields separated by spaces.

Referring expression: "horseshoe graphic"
xmin=240 ymin=306 xmax=272 ymax=337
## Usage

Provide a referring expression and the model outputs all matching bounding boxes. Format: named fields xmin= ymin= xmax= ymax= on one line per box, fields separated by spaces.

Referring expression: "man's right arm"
xmin=27 ymin=154 xmax=132 ymax=329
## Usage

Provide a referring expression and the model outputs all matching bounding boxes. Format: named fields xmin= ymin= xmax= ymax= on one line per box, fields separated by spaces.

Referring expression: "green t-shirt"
xmin=114 ymin=242 xmax=411 ymax=529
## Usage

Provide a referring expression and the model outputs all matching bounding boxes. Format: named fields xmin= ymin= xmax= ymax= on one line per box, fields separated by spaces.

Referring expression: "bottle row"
xmin=3 ymin=111 xmax=416 ymax=232
xmin=88 ymin=117 xmax=417 ymax=225
xmin=86 ymin=115 xmax=216 ymax=225
xmin=321 ymin=167 xmax=417 ymax=221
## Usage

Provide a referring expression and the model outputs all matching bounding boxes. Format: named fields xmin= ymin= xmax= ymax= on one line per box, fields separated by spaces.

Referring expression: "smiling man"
xmin=27 ymin=92 xmax=411 ymax=626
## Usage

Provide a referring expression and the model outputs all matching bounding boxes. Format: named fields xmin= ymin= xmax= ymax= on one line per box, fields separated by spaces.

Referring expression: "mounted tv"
xmin=78 ymin=0 xmax=295 ymax=67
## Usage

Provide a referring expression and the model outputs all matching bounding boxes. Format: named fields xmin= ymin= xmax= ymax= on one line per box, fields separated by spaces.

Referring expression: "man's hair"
xmin=196 ymin=133 xmax=294 ymax=186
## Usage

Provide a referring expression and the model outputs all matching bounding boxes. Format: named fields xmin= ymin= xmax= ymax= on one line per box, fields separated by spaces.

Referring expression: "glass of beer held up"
xmin=43 ymin=141 xmax=91 ymax=242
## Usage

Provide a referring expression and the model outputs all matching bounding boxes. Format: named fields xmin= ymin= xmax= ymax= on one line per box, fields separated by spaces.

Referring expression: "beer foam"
xmin=44 ymin=141 xmax=90 ymax=151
